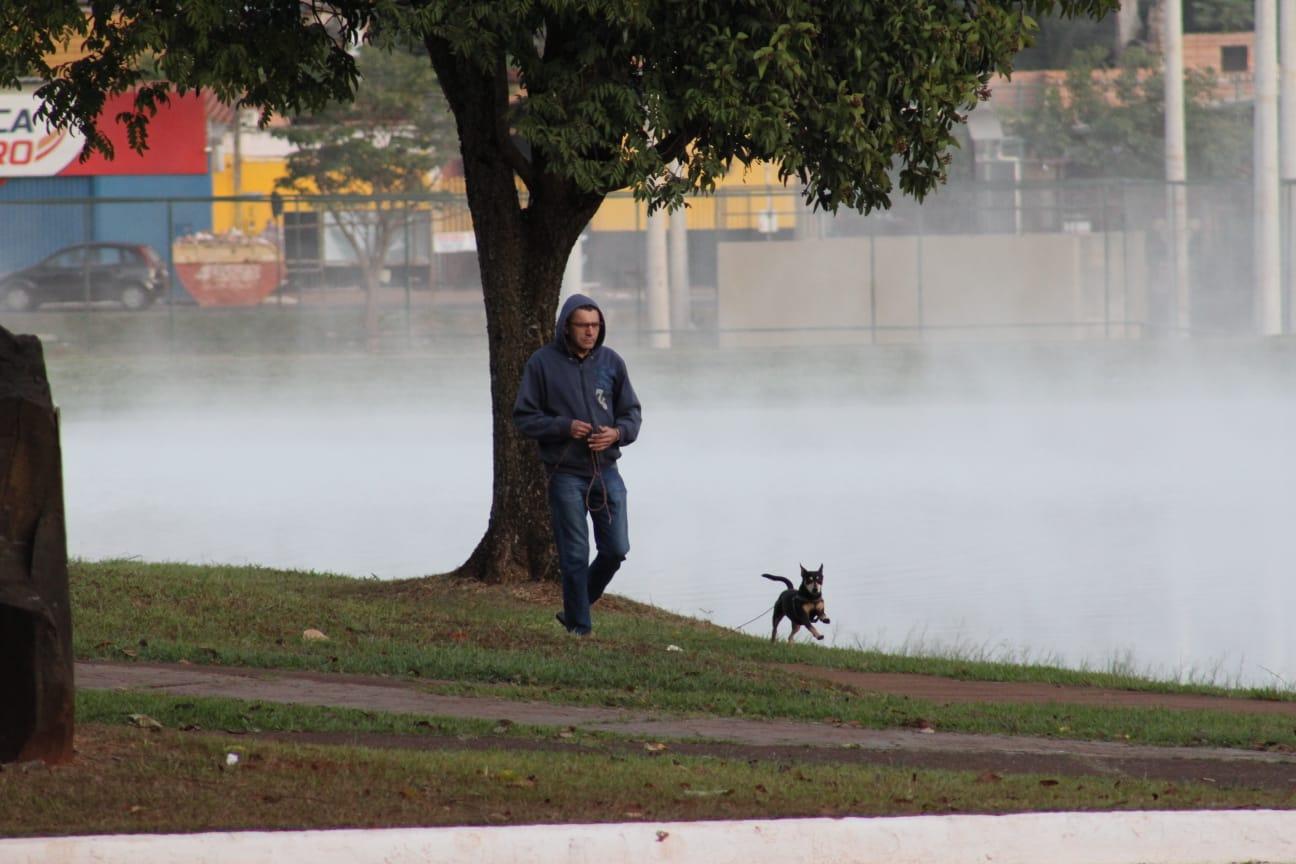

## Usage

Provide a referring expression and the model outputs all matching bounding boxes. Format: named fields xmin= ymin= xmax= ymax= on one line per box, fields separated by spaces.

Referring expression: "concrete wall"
xmin=717 ymin=232 xmax=1146 ymax=346
xmin=7 ymin=810 xmax=1296 ymax=864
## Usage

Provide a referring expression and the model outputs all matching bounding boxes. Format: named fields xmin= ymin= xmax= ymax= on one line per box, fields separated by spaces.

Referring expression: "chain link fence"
xmin=0 ymin=180 xmax=1286 ymax=351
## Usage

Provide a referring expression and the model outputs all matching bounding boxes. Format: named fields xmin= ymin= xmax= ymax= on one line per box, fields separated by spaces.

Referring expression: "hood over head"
xmin=555 ymin=293 xmax=606 ymax=352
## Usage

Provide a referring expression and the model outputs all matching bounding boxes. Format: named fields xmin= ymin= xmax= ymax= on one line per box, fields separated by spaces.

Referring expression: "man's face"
xmin=567 ymin=308 xmax=601 ymax=354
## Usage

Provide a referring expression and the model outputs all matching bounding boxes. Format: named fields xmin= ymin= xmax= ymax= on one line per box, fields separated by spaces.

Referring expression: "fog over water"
xmin=51 ymin=341 xmax=1296 ymax=686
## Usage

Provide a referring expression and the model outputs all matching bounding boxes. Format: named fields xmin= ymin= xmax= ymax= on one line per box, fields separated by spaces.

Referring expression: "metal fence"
xmin=0 ymin=179 xmax=1287 ymax=351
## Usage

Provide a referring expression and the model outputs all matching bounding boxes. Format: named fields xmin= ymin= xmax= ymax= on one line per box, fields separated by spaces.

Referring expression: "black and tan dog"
xmin=762 ymin=564 xmax=830 ymax=643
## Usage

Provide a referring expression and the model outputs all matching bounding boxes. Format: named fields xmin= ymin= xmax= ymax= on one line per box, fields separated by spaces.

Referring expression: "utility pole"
xmin=1281 ymin=0 xmax=1296 ymax=332
xmin=645 ymin=208 xmax=671 ymax=348
xmin=668 ymin=207 xmax=691 ymax=333
xmin=231 ymin=108 xmax=243 ymax=232
xmin=1163 ymin=0 xmax=1191 ymax=332
xmin=1257 ymin=0 xmax=1283 ymax=334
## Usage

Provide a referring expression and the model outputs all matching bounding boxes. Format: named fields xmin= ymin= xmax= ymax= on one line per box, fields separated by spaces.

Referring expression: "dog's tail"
xmin=761 ymin=573 xmax=794 ymax=590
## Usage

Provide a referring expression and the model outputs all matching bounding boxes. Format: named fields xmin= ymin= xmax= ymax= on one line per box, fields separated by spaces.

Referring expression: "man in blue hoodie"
xmin=513 ymin=294 xmax=643 ymax=636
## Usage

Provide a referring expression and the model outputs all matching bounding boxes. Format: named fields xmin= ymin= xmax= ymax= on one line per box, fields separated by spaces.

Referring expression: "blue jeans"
xmin=547 ymin=467 xmax=629 ymax=634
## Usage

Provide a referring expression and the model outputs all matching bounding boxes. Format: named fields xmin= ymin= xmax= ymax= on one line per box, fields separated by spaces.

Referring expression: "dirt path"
xmin=778 ymin=664 xmax=1296 ymax=716
xmin=78 ymin=661 xmax=1296 ymax=792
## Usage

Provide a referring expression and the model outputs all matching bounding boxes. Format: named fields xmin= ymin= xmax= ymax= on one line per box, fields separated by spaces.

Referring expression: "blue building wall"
xmin=0 ymin=174 xmax=212 ymax=293
xmin=0 ymin=176 xmax=94 ymax=273
xmin=90 ymin=174 xmax=212 ymax=248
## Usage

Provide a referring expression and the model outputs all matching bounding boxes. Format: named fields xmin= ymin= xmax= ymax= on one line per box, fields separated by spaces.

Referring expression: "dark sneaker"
xmin=556 ymin=611 xmax=590 ymax=636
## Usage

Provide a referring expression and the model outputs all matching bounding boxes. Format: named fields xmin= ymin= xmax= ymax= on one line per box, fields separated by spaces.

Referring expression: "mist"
xmin=46 ymin=339 xmax=1296 ymax=688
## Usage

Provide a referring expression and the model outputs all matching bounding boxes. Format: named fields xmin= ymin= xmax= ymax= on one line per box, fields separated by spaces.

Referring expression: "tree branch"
xmin=654 ymin=126 xmax=696 ymax=166
xmin=492 ymin=56 xmax=536 ymax=191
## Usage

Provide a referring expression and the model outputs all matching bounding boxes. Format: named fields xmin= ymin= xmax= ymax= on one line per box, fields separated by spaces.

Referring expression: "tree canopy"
xmin=8 ymin=1 xmax=1116 ymax=213
xmin=273 ymin=45 xmax=454 ymax=199
xmin=5 ymin=0 xmax=1119 ymax=583
xmin=1007 ymin=46 xmax=1250 ymax=179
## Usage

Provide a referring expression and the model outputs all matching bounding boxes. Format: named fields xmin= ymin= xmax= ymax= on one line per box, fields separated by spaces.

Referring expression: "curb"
xmin=4 ymin=810 xmax=1296 ymax=864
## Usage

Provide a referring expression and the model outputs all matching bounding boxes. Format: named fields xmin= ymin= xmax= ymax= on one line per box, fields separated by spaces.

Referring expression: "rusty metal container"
xmin=0 ymin=326 xmax=73 ymax=764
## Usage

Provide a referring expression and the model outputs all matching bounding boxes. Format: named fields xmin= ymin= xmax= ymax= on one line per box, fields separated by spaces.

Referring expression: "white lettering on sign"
xmin=194 ymin=264 xmax=264 ymax=286
xmin=0 ymin=93 xmax=85 ymax=177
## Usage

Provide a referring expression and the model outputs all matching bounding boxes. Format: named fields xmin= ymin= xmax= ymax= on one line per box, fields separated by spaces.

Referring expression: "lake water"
xmin=51 ymin=341 xmax=1296 ymax=687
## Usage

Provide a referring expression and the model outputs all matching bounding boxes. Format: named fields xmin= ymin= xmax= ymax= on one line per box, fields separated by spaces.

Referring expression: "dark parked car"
xmin=1 ymin=243 xmax=169 ymax=312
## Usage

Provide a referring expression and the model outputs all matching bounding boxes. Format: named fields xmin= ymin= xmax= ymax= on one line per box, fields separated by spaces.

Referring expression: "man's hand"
xmin=570 ymin=420 xmax=593 ymax=439
xmin=588 ymin=425 xmax=620 ymax=452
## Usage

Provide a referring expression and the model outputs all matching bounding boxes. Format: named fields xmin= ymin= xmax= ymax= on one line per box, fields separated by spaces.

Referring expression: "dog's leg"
xmin=806 ymin=623 xmax=824 ymax=641
xmin=770 ymin=609 xmax=783 ymax=643
xmin=787 ymin=623 xmax=801 ymax=643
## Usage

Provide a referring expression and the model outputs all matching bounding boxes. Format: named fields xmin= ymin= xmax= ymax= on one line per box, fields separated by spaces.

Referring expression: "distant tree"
xmin=6 ymin=0 xmax=1118 ymax=584
xmin=1014 ymin=10 xmax=1115 ymax=70
xmin=1007 ymin=46 xmax=1250 ymax=179
xmin=1186 ymin=0 xmax=1252 ymax=33
xmin=272 ymin=46 xmax=456 ymax=341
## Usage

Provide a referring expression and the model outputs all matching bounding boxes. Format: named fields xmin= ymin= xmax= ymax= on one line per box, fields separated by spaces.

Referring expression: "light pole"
xmin=1163 ymin=0 xmax=1191 ymax=332
xmin=1257 ymin=0 xmax=1283 ymax=335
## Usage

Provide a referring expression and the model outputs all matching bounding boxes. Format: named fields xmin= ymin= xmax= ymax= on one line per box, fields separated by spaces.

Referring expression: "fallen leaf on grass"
xmin=128 ymin=714 xmax=163 ymax=731
xmin=493 ymin=769 xmax=529 ymax=786
xmin=681 ymin=789 xmax=732 ymax=798
xmin=1039 ymin=779 xmax=1060 ymax=787
xmin=643 ymin=742 xmax=669 ymax=753
xmin=902 ymin=717 xmax=936 ymax=733
xmin=302 ymin=628 xmax=330 ymax=642
xmin=975 ymin=772 xmax=1002 ymax=784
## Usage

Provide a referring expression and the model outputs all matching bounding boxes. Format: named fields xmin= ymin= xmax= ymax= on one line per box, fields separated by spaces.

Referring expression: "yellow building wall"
xmin=210 ymin=157 xmax=290 ymax=235
xmin=590 ymin=163 xmax=803 ymax=233
xmin=214 ymin=151 xmax=799 ymax=236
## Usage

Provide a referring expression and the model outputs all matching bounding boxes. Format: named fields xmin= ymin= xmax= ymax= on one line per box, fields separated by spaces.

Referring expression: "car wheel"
xmin=3 ymin=282 xmax=34 ymax=312
xmin=120 ymin=284 xmax=153 ymax=311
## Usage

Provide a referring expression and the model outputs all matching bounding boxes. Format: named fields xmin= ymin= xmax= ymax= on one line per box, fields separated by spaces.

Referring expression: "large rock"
xmin=0 ymin=325 xmax=73 ymax=764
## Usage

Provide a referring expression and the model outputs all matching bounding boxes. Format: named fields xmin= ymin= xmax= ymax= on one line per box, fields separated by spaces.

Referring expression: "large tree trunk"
xmin=430 ymin=42 xmax=603 ymax=583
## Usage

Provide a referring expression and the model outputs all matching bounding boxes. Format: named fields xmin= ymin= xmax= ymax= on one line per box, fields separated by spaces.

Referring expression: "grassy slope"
xmin=72 ymin=560 xmax=1296 ymax=750
xmin=6 ymin=723 xmax=1282 ymax=838
xmin=4 ymin=558 xmax=1291 ymax=836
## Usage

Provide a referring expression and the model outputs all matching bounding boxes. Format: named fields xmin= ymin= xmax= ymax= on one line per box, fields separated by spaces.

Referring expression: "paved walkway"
xmin=78 ymin=661 xmax=1296 ymax=790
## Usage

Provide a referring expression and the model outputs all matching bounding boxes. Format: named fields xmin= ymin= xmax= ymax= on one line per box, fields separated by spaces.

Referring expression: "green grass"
xmin=69 ymin=559 xmax=1296 ymax=751
xmin=1 ymin=722 xmax=1285 ymax=837
xmin=76 ymin=689 xmax=588 ymax=742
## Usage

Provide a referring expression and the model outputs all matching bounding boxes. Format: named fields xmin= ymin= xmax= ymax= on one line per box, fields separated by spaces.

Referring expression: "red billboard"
xmin=0 ymin=90 xmax=207 ymax=178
